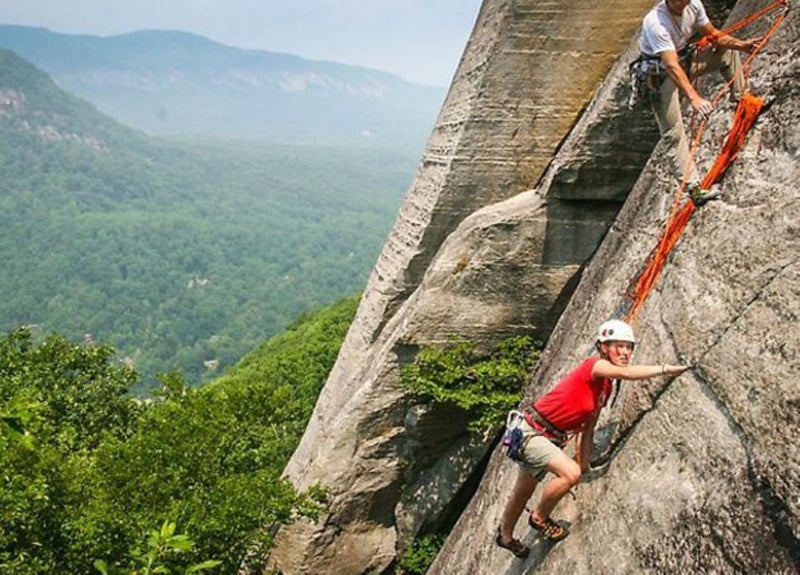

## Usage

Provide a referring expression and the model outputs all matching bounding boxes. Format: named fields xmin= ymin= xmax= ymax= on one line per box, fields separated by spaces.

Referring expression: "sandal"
xmin=528 ymin=514 xmax=569 ymax=542
xmin=495 ymin=526 xmax=530 ymax=558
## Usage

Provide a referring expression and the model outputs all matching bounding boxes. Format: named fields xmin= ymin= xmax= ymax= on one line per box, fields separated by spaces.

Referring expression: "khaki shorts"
xmin=517 ymin=419 xmax=565 ymax=480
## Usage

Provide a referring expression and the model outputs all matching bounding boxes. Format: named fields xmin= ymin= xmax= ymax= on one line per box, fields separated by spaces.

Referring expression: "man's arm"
xmin=660 ymin=49 xmax=713 ymax=117
xmin=697 ymin=22 xmax=761 ymax=53
xmin=659 ymin=22 xmax=760 ymax=118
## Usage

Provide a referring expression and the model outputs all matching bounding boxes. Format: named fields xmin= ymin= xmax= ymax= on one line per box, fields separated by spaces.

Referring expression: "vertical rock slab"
xmin=359 ymin=0 xmax=656 ymax=342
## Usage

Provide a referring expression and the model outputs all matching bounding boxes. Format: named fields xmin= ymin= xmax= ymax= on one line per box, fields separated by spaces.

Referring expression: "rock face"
xmin=263 ymin=0 xmax=798 ymax=573
xmin=427 ymin=0 xmax=800 ymax=573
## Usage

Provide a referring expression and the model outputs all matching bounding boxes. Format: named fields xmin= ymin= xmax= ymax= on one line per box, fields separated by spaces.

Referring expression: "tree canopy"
xmin=0 ymin=294 xmax=359 ymax=574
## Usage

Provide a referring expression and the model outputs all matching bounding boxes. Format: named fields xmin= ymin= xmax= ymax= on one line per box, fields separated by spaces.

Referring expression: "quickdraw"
xmin=501 ymin=410 xmax=526 ymax=461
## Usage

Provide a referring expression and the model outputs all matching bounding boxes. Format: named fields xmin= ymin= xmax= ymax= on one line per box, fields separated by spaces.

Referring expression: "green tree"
xmin=0 ymin=328 xmax=140 ymax=572
xmin=398 ymin=534 xmax=446 ymax=575
xmin=94 ymin=521 xmax=221 ymax=575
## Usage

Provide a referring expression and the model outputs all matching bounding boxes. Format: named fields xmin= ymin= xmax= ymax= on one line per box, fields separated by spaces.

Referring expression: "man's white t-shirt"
xmin=640 ymin=0 xmax=710 ymax=55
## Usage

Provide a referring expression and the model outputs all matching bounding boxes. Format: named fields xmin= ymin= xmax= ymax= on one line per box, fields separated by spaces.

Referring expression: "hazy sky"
xmin=0 ymin=0 xmax=483 ymax=86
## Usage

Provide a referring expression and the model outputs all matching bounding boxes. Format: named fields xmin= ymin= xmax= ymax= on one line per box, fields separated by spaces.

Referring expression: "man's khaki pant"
xmin=651 ymin=48 xmax=746 ymax=186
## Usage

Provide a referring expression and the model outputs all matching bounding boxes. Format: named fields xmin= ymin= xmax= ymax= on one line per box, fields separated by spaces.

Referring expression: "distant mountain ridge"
xmin=0 ymin=25 xmax=445 ymax=144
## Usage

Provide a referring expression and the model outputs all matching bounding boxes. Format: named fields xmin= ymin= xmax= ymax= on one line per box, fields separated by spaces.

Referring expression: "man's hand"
xmin=692 ymin=97 xmax=714 ymax=119
xmin=740 ymin=36 xmax=763 ymax=54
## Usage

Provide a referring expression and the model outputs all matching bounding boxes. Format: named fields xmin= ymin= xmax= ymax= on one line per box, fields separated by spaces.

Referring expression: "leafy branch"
xmin=94 ymin=520 xmax=221 ymax=575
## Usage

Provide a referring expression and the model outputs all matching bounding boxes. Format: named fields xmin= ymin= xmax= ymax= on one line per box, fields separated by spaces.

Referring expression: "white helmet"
xmin=596 ymin=319 xmax=636 ymax=344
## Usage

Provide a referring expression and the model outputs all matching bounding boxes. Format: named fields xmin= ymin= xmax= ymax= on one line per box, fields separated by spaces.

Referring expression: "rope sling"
xmin=591 ymin=0 xmax=791 ymax=420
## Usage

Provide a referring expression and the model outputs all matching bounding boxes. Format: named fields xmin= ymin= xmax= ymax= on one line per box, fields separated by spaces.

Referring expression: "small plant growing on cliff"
xmin=400 ymin=336 xmax=541 ymax=433
xmin=398 ymin=534 xmax=445 ymax=575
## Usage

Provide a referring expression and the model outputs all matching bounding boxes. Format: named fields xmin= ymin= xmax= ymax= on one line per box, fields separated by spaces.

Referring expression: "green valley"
xmin=0 ymin=48 xmax=418 ymax=390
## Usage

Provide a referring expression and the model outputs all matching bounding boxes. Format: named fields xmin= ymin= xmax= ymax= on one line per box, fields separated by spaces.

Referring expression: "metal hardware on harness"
xmin=628 ymin=55 xmax=663 ymax=109
xmin=502 ymin=410 xmax=526 ymax=461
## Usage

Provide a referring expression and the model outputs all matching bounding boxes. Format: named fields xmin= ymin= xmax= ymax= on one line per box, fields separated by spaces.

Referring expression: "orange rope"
xmin=625 ymin=93 xmax=766 ymax=323
xmin=607 ymin=0 xmax=791 ymax=326
xmin=689 ymin=0 xmax=788 ymax=138
xmin=625 ymin=202 xmax=695 ymax=322
xmin=619 ymin=0 xmax=790 ymax=324
xmin=695 ymin=0 xmax=788 ymax=50
xmin=700 ymin=93 xmax=765 ymax=188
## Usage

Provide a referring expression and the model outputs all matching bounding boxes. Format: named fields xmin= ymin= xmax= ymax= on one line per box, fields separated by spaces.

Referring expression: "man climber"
xmin=495 ymin=320 xmax=689 ymax=558
xmin=633 ymin=0 xmax=760 ymax=205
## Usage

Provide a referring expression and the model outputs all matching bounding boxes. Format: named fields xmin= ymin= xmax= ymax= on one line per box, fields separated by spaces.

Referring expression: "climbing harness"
xmin=524 ymin=407 xmax=569 ymax=446
xmin=501 ymin=407 xmax=570 ymax=462
xmin=628 ymin=46 xmax=695 ymax=109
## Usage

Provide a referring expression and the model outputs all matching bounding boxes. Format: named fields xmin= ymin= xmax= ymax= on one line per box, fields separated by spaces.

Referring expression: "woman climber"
xmin=495 ymin=319 xmax=689 ymax=558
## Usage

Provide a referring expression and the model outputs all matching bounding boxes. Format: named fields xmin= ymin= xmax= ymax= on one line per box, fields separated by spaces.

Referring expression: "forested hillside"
xmin=0 ymin=49 xmax=416 ymax=389
xmin=0 ymin=293 xmax=359 ymax=574
xmin=0 ymin=25 xmax=445 ymax=145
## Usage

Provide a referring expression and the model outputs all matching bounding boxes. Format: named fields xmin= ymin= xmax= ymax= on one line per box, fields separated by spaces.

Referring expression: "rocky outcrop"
xmin=263 ymin=0 xmax=798 ymax=574
xmin=264 ymin=1 xmax=660 ymax=572
xmin=349 ymin=0 xmax=660 ymax=347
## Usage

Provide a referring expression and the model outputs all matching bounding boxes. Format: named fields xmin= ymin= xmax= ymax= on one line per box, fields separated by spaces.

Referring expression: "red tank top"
xmin=532 ymin=356 xmax=611 ymax=433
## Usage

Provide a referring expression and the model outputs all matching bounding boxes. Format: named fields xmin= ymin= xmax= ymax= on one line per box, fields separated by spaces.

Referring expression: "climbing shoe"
xmin=528 ymin=514 xmax=569 ymax=542
xmin=495 ymin=526 xmax=530 ymax=558
xmin=688 ymin=183 xmax=722 ymax=206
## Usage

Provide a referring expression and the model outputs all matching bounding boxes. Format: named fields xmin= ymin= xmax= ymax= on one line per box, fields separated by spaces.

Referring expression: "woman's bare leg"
xmin=531 ymin=450 xmax=581 ymax=523
xmin=499 ymin=468 xmax=538 ymax=541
